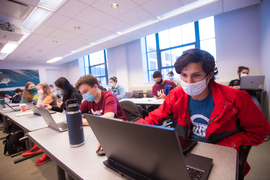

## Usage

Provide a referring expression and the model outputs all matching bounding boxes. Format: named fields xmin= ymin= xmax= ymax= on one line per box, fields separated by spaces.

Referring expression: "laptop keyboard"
xmin=187 ymin=167 xmax=204 ymax=180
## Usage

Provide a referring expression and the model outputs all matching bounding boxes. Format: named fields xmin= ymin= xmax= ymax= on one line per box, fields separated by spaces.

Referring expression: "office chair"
xmin=120 ymin=100 xmax=148 ymax=122
xmin=132 ymin=90 xmax=143 ymax=98
xmin=146 ymin=90 xmax=153 ymax=97
xmin=238 ymin=145 xmax=252 ymax=180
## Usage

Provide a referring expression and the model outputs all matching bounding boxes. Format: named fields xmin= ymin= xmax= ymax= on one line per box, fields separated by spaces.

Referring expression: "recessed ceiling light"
xmin=27 ymin=57 xmax=31 ymax=58
xmin=111 ymin=3 xmax=119 ymax=8
xmin=74 ymin=26 xmax=81 ymax=30
xmin=38 ymin=50 xmax=42 ymax=52
xmin=52 ymin=40 xmax=58 ymax=43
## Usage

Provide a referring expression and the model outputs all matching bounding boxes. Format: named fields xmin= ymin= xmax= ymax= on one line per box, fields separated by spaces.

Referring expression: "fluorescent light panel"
xmin=21 ymin=7 xmax=52 ymax=32
xmin=38 ymin=0 xmax=66 ymax=11
xmin=0 ymin=53 xmax=9 ymax=60
xmin=158 ymin=0 xmax=219 ymax=20
xmin=47 ymin=57 xmax=63 ymax=63
xmin=0 ymin=43 xmax=18 ymax=54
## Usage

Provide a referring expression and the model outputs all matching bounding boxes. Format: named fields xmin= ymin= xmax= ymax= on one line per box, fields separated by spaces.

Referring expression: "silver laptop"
xmin=27 ymin=102 xmax=56 ymax=115
xmin=85 ymin=114 xmax=213 ymax=180
xmin=37 ymin=107 xmax=68 ymax=132
xmin=240 ymin=75 xmax=265 ymax=90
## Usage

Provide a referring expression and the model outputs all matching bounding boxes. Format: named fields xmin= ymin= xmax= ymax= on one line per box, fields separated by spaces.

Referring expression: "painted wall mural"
xmin=0 ymin=69 xmax=40 ymax=96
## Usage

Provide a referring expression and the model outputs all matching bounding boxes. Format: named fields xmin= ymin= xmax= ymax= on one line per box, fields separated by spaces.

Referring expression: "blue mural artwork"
xmin=0 ymin=69 xmax=40 ymax=96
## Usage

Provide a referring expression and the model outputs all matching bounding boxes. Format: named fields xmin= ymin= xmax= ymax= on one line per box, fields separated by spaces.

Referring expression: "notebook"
xmin=240 ymin=75 xmax=265 ymax=90
xmin=27 ymin=102 xmax=56 ymax=116
xmin=37 ymin=107 xmax=68 ymax=132
xmin=85 ymin=114 xmax=213 ymax=180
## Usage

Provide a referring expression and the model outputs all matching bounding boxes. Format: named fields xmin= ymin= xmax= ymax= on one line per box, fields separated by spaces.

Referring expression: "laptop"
xmin=27 ymin=102 xmax=56 ymax=116
xmin=85 ymin=114 xmax=213 ymax=180
xmin=240 ymin=75 xmax=265 ymax=90
xmin=4 ymin=102 xmax=20 ymax=111
xmin=37 ymin=107 xmax=68 ymax=132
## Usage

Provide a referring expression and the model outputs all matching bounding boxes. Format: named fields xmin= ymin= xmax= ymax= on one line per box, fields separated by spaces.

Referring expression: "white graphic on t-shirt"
xmin=157 ymin=89 xmax=165 ymax=96
xmin=190 ymin=114 xmax=209 ymax=137
xmin=91 ymin=109 xmax=103 ymax=116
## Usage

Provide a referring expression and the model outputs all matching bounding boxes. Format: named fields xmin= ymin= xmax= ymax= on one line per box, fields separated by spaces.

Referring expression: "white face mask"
xmin=240 ymin=73 xmax=248 ymax=77
xmin=179 ymin=76 xmax=209 ymax=96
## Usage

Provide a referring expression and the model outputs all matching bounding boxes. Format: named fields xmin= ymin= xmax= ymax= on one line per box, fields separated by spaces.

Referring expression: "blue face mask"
xmin=168 ymin=76 xmax=173 ymax=80
xmin=57 ymin=90 xmax=63 ymax=95
xmin=83 ymin=92 xmax=96 ymax=102
xmin=109 ymin=83 xmax=114 ymax=88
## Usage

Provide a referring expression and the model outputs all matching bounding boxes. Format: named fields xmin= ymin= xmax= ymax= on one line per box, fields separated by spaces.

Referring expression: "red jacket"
xmin=137 ymin=81 xmax=270 ymax=174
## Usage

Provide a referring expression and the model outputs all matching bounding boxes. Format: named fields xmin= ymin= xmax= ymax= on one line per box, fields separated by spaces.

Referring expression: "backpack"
xmin=3 ymin=125 xmax=26 ymax=156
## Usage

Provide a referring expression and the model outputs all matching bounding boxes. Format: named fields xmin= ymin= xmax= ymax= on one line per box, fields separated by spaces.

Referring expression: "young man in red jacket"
xmin=136 ymin=48 xmax=270 ymax=176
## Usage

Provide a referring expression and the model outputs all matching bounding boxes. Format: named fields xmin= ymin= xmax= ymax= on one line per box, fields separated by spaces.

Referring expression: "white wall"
xmin=259 ymin=0 xmax=270 ymax=121
xmin=215 ymin=4 xmax=261 ymax=83
xmin=63 ymin=60 xmax=80 ymax=86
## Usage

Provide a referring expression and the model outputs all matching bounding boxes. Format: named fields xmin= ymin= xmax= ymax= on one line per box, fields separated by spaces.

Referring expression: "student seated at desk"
xmin=45 ymin=77 xmax=83 ymax=112
xmin=97 ymin=77 xmax=106 ymax=91
xmin=37 ymin=82 xmax=57 ymax=107
xmin=108 ymin=76 xmax=126 ymax=100
xmin=152 ymin=71 xmax=176 ymax=99
xmin=20 ymin=82 xmax=39 ymax=104
xmin=75 ymin=75 xmax=127 ymax=152
xmin=5 ymin=88 xmax=22 ymax=103
xmin=167 ymin=71 xmax=180 ymax=86
xmin=228 ymin=66 xmax=249 ymax=89
xmin=136 ymin=48 xmax=270 ymax=176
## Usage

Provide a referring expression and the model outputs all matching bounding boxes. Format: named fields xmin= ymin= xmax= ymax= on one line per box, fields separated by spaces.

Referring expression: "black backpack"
xmin=3 ymin=125 xmax=26 ymax=156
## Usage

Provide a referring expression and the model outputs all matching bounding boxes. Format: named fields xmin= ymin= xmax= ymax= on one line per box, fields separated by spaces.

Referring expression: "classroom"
xmin=0 ymin=0 xmax=270 ymax=179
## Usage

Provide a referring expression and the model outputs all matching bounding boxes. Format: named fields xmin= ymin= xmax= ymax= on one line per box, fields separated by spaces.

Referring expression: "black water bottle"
xmin=66 ymin=99 xmax=85 ymax=147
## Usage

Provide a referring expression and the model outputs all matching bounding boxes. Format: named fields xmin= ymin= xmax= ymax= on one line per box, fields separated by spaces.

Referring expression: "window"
xmin=143 ymin=16 xmax=216 ymax=82
xmin=83 ymin=50 xmax=109 ymax=85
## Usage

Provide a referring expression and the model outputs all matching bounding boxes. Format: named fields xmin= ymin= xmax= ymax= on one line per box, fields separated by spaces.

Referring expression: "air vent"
xmin=0 ymin=0 xmax=29 ymax=19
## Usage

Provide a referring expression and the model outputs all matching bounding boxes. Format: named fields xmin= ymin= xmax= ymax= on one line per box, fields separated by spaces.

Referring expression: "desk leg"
xmin=56 ymin=165 xmax=66 ymax=180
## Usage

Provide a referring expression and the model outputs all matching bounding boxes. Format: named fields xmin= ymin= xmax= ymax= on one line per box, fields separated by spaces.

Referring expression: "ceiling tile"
xmin=18 ymin=0 xmax=39 ymax=6
xmin=140 ymin=21 xmax=169 ymax=35
xmin=56 ymin=0 xmax=88 ymax=18
xmin=161 ymin=12 xmax=193 ymax=28
xmin=54 ymin=46 xmax=75 ymax=52
xmin=50 ymin=29 xmax=80 ymax=40
xmin=19 ymin=40 xmax=38 ymax=48
xmin=132 ymin=0 xmax=150 ymax=5
xmin=34 ymin=42 xmax=61 ymax=50
xmin=26 ymin=34 xmax=46 ymax=42
xmin=99 ymin=19 xmax=130 ymax=33
xmin=43 ymin=13 xmax=70 ymax=28
xmin=59 ymin=19 xmax=94 ymax=34
xmin=223 ymin=0 xmax=260 ymax=12
xmin=117 ymin=6 xmax=156 ymax=26
xmin=73 ymin=6 xmax=113 ymax=26
xmin=179 ymin=0 xmax=197 ymax=6
xmin=84 ymin=28 xmax=114 ymax=39
xmin=72 ymin=35 xmax=97 ymax=43
xmin=140 ymin=0 xmax=182 ymax=16
xmin=188 ymin=1 xmax=223 ymax=22
xmin=91 ymin=0 xmax=138 ymax=17
xmin=122 ymin=30 xmax=148 ymax=40
xmin=79 ymin=0 xmax=97 ymax=5
xmin=62 ymin=40 xmax=87 ymax=48
xmin=40 ymin=36 xmax=68 ymax=46
xmin=34 ymin=25 xmax=56 ymax=36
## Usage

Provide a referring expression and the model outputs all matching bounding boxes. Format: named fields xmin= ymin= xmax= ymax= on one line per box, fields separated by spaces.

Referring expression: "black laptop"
xmin=85 ymin=114 xmax=213 ymax=180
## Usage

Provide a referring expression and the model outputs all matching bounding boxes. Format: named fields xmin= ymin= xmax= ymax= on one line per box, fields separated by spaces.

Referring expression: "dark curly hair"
xmin=174 ymin=48 xmax=218 ymax=80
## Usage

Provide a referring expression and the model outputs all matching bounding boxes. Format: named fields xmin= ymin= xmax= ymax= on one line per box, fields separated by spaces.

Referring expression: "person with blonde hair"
xmin=36 ymin=82 xmax=57 ymax=107
xmin=21 ymin=82 xmax=39 ymax=104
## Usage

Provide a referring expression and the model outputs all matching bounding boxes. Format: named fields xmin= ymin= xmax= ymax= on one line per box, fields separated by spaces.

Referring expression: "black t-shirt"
xmin=228 ymin=79 xmax=240 ymax=86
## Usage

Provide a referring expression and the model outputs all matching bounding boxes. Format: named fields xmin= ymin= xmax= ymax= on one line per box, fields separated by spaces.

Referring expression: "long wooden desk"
xmin=28 ymin=126 xmax=238 ymax=180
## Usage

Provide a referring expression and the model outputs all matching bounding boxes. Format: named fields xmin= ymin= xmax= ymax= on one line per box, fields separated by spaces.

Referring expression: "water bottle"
xmin=66 ymin=99 xmax=85 ymax=147
xmin=165 ymin=84 xmax=172 ymax=96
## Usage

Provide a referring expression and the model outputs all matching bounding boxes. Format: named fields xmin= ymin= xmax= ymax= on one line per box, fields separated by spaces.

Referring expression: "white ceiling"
xmin=0 ymin=0 xmax=261 ymax=65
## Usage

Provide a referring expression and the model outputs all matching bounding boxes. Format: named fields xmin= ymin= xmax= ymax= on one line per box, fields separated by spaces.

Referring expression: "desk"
xmin=120 ymin=98 xmax=164 ymax=105
xmin=28 ymin=127 xmax=238 ymax=180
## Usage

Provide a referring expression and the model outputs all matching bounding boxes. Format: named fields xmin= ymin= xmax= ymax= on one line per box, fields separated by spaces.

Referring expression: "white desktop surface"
xmin=28 ymin=126 xmax=237 ymax=180
xmin=5 ymin=110 xmax=67 ymax=132
xmin=120 ymin=98 xmax=164 ymax=105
